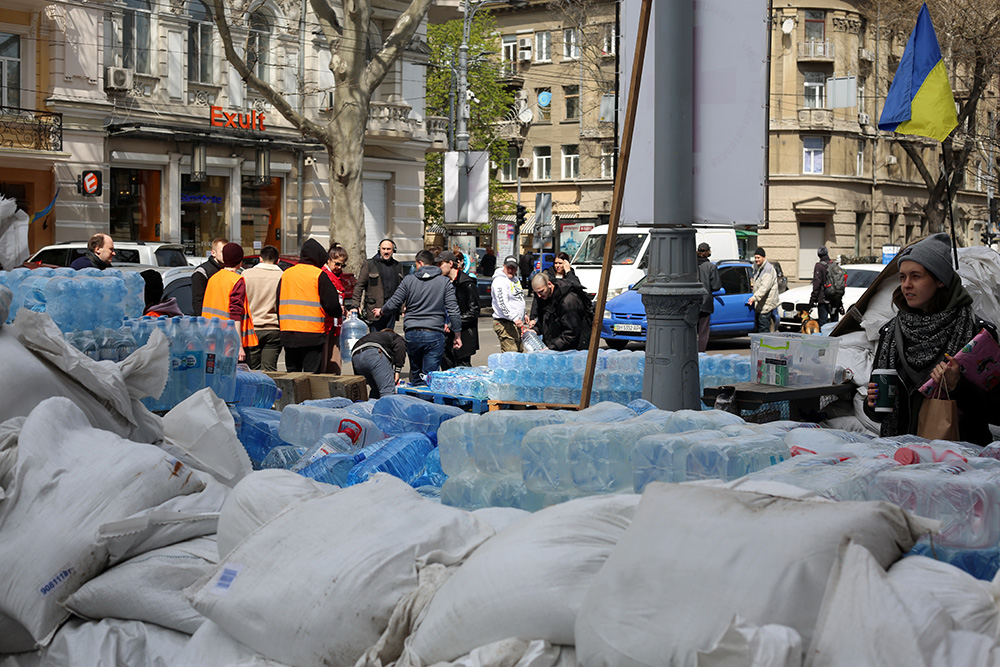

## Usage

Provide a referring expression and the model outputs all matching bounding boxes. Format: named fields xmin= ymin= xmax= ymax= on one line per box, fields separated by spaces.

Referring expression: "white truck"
xmin=570 ymin=225 xmax=739 ymax=298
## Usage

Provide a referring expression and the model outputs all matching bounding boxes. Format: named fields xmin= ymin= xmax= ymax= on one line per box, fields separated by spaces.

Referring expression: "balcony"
xmin=798 ymin=107 xmax=834 ymax=130
xmin=0 ymin=107 xmax=63 ymax=152
xmin=798 ymin=40 xmax=835 ymax=62
xmin=423 ymin=116 xmax=450 ymax=151
xmin=367 ymin=99 xmax=416 ymax=138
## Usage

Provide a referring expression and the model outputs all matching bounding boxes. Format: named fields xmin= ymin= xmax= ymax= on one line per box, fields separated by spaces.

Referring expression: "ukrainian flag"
xmin=878 ymin=3 xmax=958 ymax=142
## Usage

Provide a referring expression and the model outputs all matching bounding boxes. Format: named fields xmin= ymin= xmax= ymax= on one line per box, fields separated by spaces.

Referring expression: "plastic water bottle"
xmin=124 ymin=272 xmax=146 ymax=318
xmin=214 ymin=319 xmax=239 ymax=402
xmin=520 ymin=423 xmax=582 ymax=493
xmin=472 ymin=410 xmax=569 ymax=476
xmin=302 ymin=397 xmax=354 ymax=410
xmin=370 ymin=395 xmax=465 ymax=440
xmin=235 ymin=407 xmax=284 ymax=468
xmin=410 ymin=448 xmax=448 ymax=488
xmin=436 ymin=413 xmax=478 ymax=476
xmin=340 ymin=312 xmax=368 ymax=363
xmin=298 ymin=452 xmax=357 ymax=487
xmin=570 ymin=421 xmax=663 ymax=493
xmin=289 ymin=432 xmax=355 ymax=472
xmin=346 ymin=433 xmax=435 ymax=486
xmin=203 ymin=318 xmax=222 ymax=399
xmin=261 ymin=445 xmax=309 ymax=470
xmin=181 ymin=317 xmax=207 ymax=398
xmin=521 ymin=329 xmax=545 ymax=352
xmin=279 ymin=405 xmax=386 ymax=449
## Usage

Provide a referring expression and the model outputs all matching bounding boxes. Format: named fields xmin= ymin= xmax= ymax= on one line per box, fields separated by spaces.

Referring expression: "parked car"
xmin=601 ymin=259 xmax=759 ymax=350
xmin=777 ymin=263 xmax=886 ymax=331
xmin=25 ymin=241 xmax=192 ymax=268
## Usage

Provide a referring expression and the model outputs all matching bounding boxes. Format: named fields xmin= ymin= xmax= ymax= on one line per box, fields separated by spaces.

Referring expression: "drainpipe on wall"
xmin=297 ymin=0 xmax=307 ymax=249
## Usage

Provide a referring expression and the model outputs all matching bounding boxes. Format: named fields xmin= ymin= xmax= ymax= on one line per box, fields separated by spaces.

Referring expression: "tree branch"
xmin=899 ymin=140 xmax=936 ymax=190
xmin=211 ymin=0 xmax=331 ymax=144
xmin=310 ymin=0 xmax=343 ymax=48
xmin=363 ymin=0 xmax=434 ymax=95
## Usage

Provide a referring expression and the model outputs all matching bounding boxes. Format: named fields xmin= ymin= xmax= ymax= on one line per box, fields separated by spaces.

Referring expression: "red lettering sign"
xmin=210 ymin=105 xmax=267 ymax=132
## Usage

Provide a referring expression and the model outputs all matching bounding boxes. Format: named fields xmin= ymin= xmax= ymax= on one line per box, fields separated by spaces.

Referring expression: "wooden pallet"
xmin=397 ymin=385 xmax=490 ymax=414
xmin=487 ymin=400 xmax=581 ymax=412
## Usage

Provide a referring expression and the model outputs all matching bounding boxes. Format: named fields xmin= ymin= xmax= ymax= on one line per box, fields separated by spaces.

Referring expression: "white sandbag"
xmin=697 ymin=615 xmax=802 ymax=667
xmin=930 ymin=630 xmax=1000 ymax=666
xmin=407 ymin=638 xmax=574 ymax=667
xmin=887 ymin=555 xmax=1000 ymax=639
xmin=5 ymin=619 xmax=189 ymax=667
xmin=832 ymin=331 xmax=874 ymax=386
xmin=470 ymin=506 xmax=530 ymax=533
xmin=0 ymin=397 xmax=205 ymax=645
xmin=161 ymin=388 xmax=253 ymax=487
xmin=575 ymin=483 xmax=932 ymax=667
xmin=189 ymin=474 xmax=494 ymax=667
xmin=409 ymin=494 xmax=639 ymax=664
xmin=216 ymin=469 xmax=337 ymax=559
xmin=98 ymin=476 xmax=227 ymax=565
xmin=0 ymin=415 xmax=24 ymax=494
xmin=957 ymin=247 xmax=1000 ymax=328
xmin=0 ymin=613 xmax=36 ymax=654
xmin=63 ymin=536 xmax=217 ymax=635
xmin=175 ymin=621 xmax=291 ymax=667
xmin=806 ymin=542 xmax=954 ymax=667
xmin=10 ymin=310 xmax=166 ymax=444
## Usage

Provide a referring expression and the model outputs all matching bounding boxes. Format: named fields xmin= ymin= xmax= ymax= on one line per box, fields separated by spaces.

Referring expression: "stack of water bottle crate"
xmin=0 ymin=266 xmax=144 ymax=329
xmin=485 ymin=349 xmax=646 ymax=405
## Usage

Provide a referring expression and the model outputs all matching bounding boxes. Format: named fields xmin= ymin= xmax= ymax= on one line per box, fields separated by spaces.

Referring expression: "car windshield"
xmin=572 ymin=233 xmax=648 ymax=265
xmin=846 ymin=269 xmax=880 ymax=288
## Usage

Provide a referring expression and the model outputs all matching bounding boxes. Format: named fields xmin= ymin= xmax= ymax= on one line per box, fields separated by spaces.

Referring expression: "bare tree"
xmin=862 ymin=0 xmax=1000 ymax=237
xmin=211 ymin=0 xmax=433 ymax=271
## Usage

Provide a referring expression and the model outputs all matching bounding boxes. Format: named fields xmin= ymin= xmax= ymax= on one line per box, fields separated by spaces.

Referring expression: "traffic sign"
xmin=79 ymin=170 xmax=102 ymax=197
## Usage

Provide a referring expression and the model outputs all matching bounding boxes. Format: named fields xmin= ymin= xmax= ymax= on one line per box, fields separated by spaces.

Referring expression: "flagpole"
xmin=944 ymin=161 xmax=960 ymax=269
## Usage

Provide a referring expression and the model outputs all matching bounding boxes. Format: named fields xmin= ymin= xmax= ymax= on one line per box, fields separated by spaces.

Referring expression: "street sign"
xmin=78 ymin=170 xmax=102 ymax=197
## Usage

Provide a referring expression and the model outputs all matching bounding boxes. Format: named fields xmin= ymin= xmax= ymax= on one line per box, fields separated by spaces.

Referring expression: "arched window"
xmin=188 ymin=0 xmax=213 ymax=84
xmin=247 ymin=11 xmax=271 ymax=82
xmin=123 ymin=0 xmax=151 ymax=73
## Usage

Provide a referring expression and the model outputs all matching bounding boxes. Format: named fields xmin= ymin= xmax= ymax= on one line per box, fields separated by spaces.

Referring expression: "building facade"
xmin=0 ymin=0 xmax=447 ymax=263
xmin=764 ymin=0 xmax=995 ymax=279
xmin=489 ymin=0 xmax=617 ymax=254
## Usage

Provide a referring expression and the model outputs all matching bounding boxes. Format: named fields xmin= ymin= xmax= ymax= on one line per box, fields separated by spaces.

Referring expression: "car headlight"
xmin=603 ymin=310 xmax=612 ymax=320
xmin=606 ymin=286 xmax=626 ymax=300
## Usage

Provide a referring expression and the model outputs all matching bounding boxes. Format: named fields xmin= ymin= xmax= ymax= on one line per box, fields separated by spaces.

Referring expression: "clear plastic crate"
xmin=749 ymin=333 xmax=839 ymax=387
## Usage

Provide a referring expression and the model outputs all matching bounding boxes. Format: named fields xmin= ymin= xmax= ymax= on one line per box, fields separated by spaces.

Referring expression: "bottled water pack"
xmin=486 ymin=349 xmax=644 ymax=405
xmin=371 ymin=395 xmax=464 ymax=441
xmin=0 ymin=267 xmax=143 ymax=329
xmin=278 ymin=405 xmax=386 ymax=450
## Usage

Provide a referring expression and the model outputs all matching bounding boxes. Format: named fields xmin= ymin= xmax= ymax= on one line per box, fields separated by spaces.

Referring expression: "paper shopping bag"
xmin=917 ymin=384 xmax=959 ymax=441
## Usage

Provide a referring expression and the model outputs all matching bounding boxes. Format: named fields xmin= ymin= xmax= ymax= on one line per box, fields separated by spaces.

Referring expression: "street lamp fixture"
xmin=191 ymin=143 xmax=208 ymax=182
xmin=254 ymin=147 xmax=271 ymax=186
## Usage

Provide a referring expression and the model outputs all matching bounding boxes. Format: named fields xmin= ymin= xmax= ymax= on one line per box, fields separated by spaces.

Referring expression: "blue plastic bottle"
xmin=298 ymin=452 xmax=357 ymax=487
xmin=217 ymin=320 xmax=240 ymax=402
xmin=340 ymin=313 xmax=368 ymax=363
xmin=346 ymin=433 xmax=435 ymax=486
xmin=203 ymin=318 xmax=222 ymax=399
xmin=183 ymin=316 xmax=207 ymax=397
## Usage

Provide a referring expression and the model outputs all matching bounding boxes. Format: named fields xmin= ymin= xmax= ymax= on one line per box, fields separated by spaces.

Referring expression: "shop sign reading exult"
xmin=210 ymin=106 xmax=266 ymax=131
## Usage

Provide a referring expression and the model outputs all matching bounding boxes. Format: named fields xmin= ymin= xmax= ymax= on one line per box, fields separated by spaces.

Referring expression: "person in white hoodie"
xmin=491 ymin=255 xmax=526 ymax=352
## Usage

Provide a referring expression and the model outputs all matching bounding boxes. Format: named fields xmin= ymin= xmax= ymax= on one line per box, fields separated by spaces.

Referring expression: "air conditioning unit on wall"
xmin=105 ymin=67 xmax=134 ymax=92
xmin=517 ymin=157 xmax=531 ymax=169
xmin=518 ymin=38 xmax=532 ymax=61
xmin=858 ymin=113 xmax=870 ymax=125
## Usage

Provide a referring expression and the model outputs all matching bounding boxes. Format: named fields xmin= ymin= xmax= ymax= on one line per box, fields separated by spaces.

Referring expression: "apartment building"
xmin=764 ymin=0 xmax=995 ymax=279
xmin=0 ymin=0 xmax=446 ymax=260
xmin=490 ymin=0 xmax=617 ymax=253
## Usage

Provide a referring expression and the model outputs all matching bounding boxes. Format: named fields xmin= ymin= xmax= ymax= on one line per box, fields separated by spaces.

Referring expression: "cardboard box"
xmin=264 ymin=372 xmax=369 ymax=409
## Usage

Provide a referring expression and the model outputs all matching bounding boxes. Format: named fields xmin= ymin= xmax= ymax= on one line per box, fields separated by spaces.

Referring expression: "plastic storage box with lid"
xmin=749 ymin=332 xmax=840 ymax=387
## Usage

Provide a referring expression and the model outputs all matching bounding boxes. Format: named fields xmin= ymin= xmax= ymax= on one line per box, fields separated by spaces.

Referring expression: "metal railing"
xmin=799 ymin=40 xmax=834 ymax=59
xmin=0 ymin=106 xmax=63 ymax=152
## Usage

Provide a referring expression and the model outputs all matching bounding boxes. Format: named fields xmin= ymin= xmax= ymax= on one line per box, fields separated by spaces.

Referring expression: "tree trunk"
xmin=327 ymin=90 xmax=369 ymax=275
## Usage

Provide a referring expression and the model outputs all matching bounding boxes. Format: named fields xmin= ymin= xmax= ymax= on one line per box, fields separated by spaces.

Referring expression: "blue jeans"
xmin=405 ymin=329 xmax=445 ymax=385
xmin=351 ymin=347 xmax=396 ymax=399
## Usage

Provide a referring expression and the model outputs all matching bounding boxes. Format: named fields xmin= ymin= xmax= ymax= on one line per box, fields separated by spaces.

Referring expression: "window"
xmin=601 ymin=144 xmax=615 ymax=179
xmin=803 ymin=71 xmax=825 ymax=108
xmin=564 ymin=85 xmax=579 ymax=120
xmin=536 ymin=87 xmax=551 ymax=121
xmin=534 ymin=146 xmax=551 ymax=180
xmin=247 ymin=10 xmax=271 ymax=82
xmin=500 ymin=147 xmax=517 ymax=182
xmin=562 ymin=145 xmax=579 ymax=179
xmin=803 ymin=136 xmax=824 ymax=174
xmin=719 ymin=265 xmax=751 ymax=296
xmin=105 ymin=0 xmax=152 ymax=74
xmin=535 ymin=31 xmax=551 ymax=62
xmin=0 ymin=32 xmax=19 ymax=108
xmin=856 ymin=139 xmax=865 ymax=177
xmin=501 ymin=36 xmax=517 ymax=76
xmin=563 ymin=28 xmax=580 ymax=60
xmin=188 ymin=0 xmax=213 ymax=84
xmin=602 ymin=23 xmax=616 ymax=56
xmin=804 ymin=10 xmax=825 ymax=41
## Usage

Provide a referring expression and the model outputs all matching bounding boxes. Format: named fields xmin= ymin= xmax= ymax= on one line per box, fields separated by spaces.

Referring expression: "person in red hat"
xmin=202 ymin=242 xmax=258 ymax=361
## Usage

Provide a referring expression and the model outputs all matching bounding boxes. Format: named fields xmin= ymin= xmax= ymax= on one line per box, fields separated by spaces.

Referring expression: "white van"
xmin=570 ymin=225 xmax=739 ymax=298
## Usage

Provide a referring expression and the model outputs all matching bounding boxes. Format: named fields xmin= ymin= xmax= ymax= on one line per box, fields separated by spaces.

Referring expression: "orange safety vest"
xmin=279 ymin=263 xmax=327 ymax=334
xmin=203 ymin=269 xmax=259 ymax=348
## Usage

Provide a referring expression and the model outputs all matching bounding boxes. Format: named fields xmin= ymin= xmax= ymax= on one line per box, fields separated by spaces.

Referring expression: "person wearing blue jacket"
xmin=374 ymin=249 xmax=462 ymax=385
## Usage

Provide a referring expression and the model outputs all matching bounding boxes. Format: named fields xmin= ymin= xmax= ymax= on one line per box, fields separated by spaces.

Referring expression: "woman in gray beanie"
xmin=864 ymin=233 xmax=999 ymax=444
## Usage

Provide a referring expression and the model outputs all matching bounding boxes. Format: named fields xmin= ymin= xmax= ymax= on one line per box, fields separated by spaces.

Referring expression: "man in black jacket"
xmin=438 ymin=250 xmax=480 ymax=368
xmin=696 ymin=242 xmax=722 ymax=353
xmin=191 ymin=237 xmax=227 ymax=316
xmin=529 ymin=272 xmax=593 ymax=351
xmin=357 ymin=239 xmax=406 ymax=332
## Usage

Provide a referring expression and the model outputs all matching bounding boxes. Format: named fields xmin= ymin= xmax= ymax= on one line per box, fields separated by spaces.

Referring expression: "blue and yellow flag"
xmin=878 ymin=4 xmax=958 ymax=142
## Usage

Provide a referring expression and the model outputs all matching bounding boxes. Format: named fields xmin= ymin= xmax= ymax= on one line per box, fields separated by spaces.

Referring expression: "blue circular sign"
xmin=538 ymin=91 xmax=552 ymax=108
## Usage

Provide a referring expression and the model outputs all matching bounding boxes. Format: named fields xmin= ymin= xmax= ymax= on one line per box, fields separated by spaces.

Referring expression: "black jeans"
xmin=817 ymin=300 xmax=841 ymax=327
xmin=284 ymin=345 xmax=325 ymax=373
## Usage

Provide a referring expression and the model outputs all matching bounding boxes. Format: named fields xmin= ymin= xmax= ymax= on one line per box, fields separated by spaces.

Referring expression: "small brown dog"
xmin=800 ymin=310 xmax=821 ymax=335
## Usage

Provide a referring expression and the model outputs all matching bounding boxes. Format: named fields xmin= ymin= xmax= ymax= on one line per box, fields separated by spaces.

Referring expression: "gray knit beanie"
xmin=896 ymin=232 xmax=954 ymax=287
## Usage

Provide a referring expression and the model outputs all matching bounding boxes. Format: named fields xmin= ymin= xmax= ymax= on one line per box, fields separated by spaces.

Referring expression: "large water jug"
xmin=521 ymin=329 xmax=545 ymax=352
xmin=298 ymin=452 xmax=357 ymax=487
xmin=340 ymin=312 xmax=367 ymax=363
xmin=410 ymin=448 xmax=448 ymax=489
xmin=371 ymin=395 xmax=464 ymax=440
xmin=261 ymin=445 xmax=309 ymax=469
xmin=279 ymin=405 xmax=386 ymax=449
xmin=570 ymin=420 xmax=663 ymax=493
xmin=346 ymin=433 xmax=435 ymax=486
xmin=520 ymin=423 xmax=582 ymax=493
xmin=289 ymin=432 xmax=354 ymax=472
xmin=440 ymin=471 xmax=499 ymax=510
xmin=472 ymin=410 xmax=569 ymax=475
xmin=747 ymin=453 xmax=899 ymax=503
xmin=235 ymin=407 xmax=284 ymax=467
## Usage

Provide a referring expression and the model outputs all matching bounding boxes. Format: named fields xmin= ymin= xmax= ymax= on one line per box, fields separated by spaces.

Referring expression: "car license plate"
xmin=614 ymin=323 xmax=642 ymax=333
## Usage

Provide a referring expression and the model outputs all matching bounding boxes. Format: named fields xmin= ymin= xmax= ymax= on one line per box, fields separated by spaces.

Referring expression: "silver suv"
xmin=26 ymin=241 xmax=193 ymax=268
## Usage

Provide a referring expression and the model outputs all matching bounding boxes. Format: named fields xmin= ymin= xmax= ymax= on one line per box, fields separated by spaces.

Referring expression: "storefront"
xmin=181 ymin=174 xmax=229 ymax=259
xmin=110 ymin=168 xmax=161 ymax=242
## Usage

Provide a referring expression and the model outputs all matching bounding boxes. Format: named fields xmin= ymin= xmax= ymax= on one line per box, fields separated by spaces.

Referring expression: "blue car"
xmin=601 ymin=260 xmax=759 ymax=350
